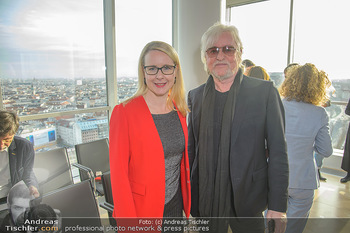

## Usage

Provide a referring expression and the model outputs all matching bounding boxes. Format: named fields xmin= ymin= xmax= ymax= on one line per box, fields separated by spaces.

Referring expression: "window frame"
xmin=0 ymin=0 xmax=116 ymax=123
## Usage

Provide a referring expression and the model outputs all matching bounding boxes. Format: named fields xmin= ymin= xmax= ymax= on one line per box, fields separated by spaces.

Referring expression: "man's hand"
xmin=266 ymin=210 xmax=287 ymax=233
xmin=29 ymin=185 xmax=40 ymax=198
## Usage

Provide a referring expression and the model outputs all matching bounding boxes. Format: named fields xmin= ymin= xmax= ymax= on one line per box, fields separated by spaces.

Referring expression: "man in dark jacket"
xmin=341 ymin=98 xmax=350 ymax=183
xmin=188 ymin=22 xmax=289 ymax=233
xmin=0 ymin=110 xmax=39 ymax=205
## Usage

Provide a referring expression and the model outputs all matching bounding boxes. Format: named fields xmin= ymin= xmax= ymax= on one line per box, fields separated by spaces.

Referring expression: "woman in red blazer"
xmin=109 ymin=41 xmax=191 ymax=228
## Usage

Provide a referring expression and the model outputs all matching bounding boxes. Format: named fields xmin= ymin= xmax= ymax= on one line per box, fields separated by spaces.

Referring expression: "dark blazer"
xmin=8 ymin=136 xmax=38 ymax=189
xmin=341 ymin=98 xmax=350 ymax=172
xmin=188 ymin=75 xmax=289 ymax=217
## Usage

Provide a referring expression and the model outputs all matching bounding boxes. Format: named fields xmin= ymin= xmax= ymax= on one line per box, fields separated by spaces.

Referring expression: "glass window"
xmin=0 ymin=0 xmax=106 ymax=115
xmin=0 ymin=0 xmax=108 ymax=160
xmin=229 ymin=0 xmax=290 ymax=87
xmin=0 ymin=0 xmax=173 ymax=156
xmin=115 ymin=0 xmax=172 ymax=103
xmin=19 ymin=111 xmax=109 ymax=150
xmin=228 ymin=0 xmax=350 ymax=152
xmin=18 ymin=110 xmax=109 ymax=180
xmin=293 ymin=0 xmax=350 ymax=82
xmin=293 ymin=0 xmax=350 ymax=151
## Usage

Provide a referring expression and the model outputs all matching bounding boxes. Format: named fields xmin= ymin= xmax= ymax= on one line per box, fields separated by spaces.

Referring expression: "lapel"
xmin=136 ymin=96 xmax=165 ymax=157
xmin=173 ymin=102 xmax=188 ymax=143
xmin=8 ymin=137 xmax=18 ymax=185
xmin=229 ymin=77 xmax=248 ymax=147
xmin=191 ymin=85 xmax=205 ymax=142
xmin=139 ymin=95 xmax=163 ymax=134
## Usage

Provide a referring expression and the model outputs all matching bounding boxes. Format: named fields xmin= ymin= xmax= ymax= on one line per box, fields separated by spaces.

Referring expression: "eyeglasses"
xmin=206 ymin=46 xmax=237 ymax=58
xmin=144 ymin=65 xmax=176 ymax=75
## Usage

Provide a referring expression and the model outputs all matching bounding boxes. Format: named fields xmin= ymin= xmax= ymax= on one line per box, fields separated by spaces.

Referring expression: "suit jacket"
xmin=188 ymin=76 xmax=289 ymax=217
xmin=283 ymin=100 xmax=333 ymax=189
xmin=342 ymin=98 xmax=350 ymax=171
xmin=109 ymin=96 xmax=191 ymax=218
xmin=8 ymin=136 xmax=38 ymax=189
xmin=346 ymin=98 xmax=350 ymax=116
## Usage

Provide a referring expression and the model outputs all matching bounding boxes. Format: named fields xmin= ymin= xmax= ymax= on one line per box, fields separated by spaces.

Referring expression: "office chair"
xmin=41 ymin=180 xmax=103 ymax=233
xmin=73 ymin=138 xmax=110 ymax=196
xmin=33 ymin=147 xmax=73 ymax=195
xmin=99 ymin=171 xmax=116 ymax=226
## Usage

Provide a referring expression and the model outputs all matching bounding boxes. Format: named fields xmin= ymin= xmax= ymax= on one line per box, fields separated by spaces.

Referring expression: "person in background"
xmin=279 ymin=63 xmax=333 ymax=233
xmin=0 ymin=181 xmax=32 ymax=232
xmin=340 ymin=98 xmax=350 ymax=183
xmin=0 ymin=181 xmax=60 ymax=233
xmin=315 ymin=99 xmax=332 ymax=181
xmin=315 ymin=153 xmax=327 ymax=181
xmin=242 ymin=59 xmax=255 ymax=75
xmin=246 ymin=65 xmax=270 ymax=81
xmin=0 ymin=110 xmax=39 ymax=206
xmin=285 ymin=63 xmax=332 ymax=182
xmin=188 ymin=22 xmax=288 ymax=233
xmin=283 ymin=63 xmax=299 ymax=78
xmin=109 ymin=41 xmax=191 ymax=231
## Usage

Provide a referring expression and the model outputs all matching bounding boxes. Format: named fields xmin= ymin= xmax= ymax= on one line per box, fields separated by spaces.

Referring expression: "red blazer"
xmin=109 ymin=96 xmax=191 ymax=219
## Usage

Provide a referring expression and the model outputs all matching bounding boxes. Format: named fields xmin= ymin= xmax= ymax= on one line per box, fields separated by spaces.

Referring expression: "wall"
xmin=174 ymin=0 xmax=224 ymax=93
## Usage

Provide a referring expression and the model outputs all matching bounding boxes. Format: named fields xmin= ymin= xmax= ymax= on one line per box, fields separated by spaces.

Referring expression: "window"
xmin=115 ymin=0 xmax=172 ymax=103
xmin=292 ymin=0 xmax=350 ymax=82
xmin=228 ymin=0 xmax=350 ymax=151
xmin=0 ymin=0 xmax=106 ymax=115
xmin=292 ymin=0 xmax=350 ymax=152
xmin=20 ymin=110 xmax=108 ymax=148
xmin=0 ymin=0 xmax=173 ymax=154
xmin=229 ymin=0 xmax=290 ymax=76
xmin=0 ymin=0 xmax=108 ymax=153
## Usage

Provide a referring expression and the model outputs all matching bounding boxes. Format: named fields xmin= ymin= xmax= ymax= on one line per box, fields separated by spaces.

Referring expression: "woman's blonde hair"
xmin=279 ymin=63 xmax=331 ymax=106
xmin=124 ymin=41 xmax=189 ymax=116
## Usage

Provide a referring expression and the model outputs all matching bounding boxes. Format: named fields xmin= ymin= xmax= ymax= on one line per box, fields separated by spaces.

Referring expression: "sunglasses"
xmin=206 ymin=45 xmax=237 ymax=58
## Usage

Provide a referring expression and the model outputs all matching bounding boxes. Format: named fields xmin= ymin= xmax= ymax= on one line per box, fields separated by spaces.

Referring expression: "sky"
xmin=231 ymin=0 xmax=350 ymax=80
xmin=0 ymin=0 xmax=172 ymax=80
xmin=0 ymin=0 xmax=106 ymax=79
xmin=1 ymin=0 xmax=349 ymax=80
xmin=114 ymin=0 xmax=172 ymax=78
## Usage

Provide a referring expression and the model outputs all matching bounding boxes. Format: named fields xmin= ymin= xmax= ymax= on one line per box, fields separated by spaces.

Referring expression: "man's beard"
xmin=210 ymin=61 xmax=239 ymax=81
xmin=211 ymin=69 xmax=234 ymax=81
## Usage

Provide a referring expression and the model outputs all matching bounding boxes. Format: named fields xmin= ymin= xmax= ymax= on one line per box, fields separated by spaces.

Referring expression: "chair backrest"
xmin=101 ymin=171 xmax=116 ymax=225
xmin=101 ymin=171 xmax=113 ymax=205
xmin=75 ymin=138 xmax=109 ymax=181
xmin=33 ymin=147 xmax=73 ymax=194
xmin=41 ymin=180 xmax=103 ymax=232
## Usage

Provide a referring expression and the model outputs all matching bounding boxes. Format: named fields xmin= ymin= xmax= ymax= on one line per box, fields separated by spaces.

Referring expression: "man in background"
xmin=242 ymin=59 xmax=255 ymax=75
xmin=0 ymin=110 xmax=39 ymax=206
xmin=1 ymin=181 xmax=60 ymax=233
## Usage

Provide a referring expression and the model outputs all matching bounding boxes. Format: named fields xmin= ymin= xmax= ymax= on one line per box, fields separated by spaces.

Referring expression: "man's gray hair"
xmin=200 ymin=22 xmax=243 ymax=73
